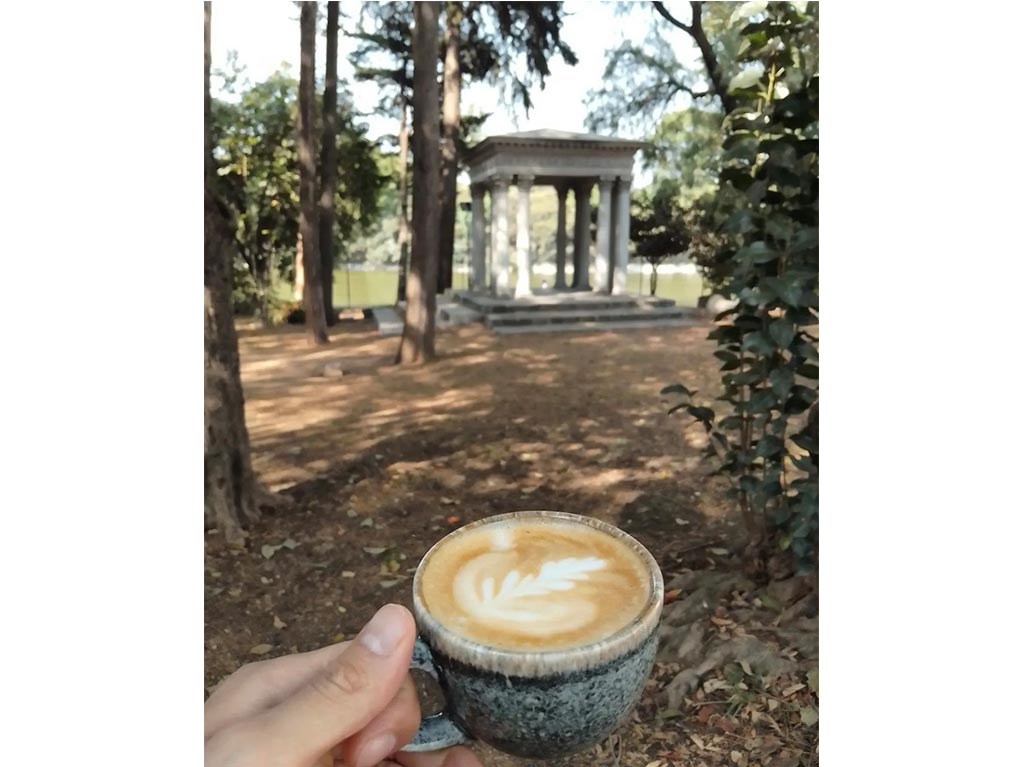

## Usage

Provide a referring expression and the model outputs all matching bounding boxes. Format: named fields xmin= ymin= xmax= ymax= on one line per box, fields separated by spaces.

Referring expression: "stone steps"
xmin=485 ymin=305 xmax=690 ymax=328
xmin=490 ymin=317 xmax=702 ymax=335
xmin=453 ymin=290 xmax=675 ymax=314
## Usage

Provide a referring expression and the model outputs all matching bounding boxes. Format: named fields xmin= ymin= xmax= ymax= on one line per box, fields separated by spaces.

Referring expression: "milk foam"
xmin=420 ymin=520 xmax=650 ymax=651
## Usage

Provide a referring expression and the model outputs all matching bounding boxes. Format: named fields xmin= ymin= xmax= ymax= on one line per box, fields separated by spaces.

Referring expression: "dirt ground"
xmin=205 ymin=317 xmax=818 ymax=766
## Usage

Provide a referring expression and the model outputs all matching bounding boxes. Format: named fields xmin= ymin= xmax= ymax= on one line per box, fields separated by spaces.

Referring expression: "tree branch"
xmin=652 ymin=1 xmax=692 ymax=33
xmin=652 ymin=1 xmax=736 ymax=113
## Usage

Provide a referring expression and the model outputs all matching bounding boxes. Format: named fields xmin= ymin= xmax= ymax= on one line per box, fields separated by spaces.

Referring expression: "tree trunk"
xmin=650 ymin=265 xmax=658 ymax=296
xmin=397 ymin=2 xmax=441 ymax=364
xmin=688 ymin=1 xmax=736 ymax=113
xmin=395 ymin=95 xmax=411 ymax=304
xmin=437 ymin=2 xmax=462 ymax=295
xmin=319 ymin=1 xmax=340 ymax=325
xmin=299 ymin=2 xmax=329 ymax=344
xmin=293 ymin=233 xmax=304 ymax=301
xmin=204 ymin=1 xmax=259 ymax=545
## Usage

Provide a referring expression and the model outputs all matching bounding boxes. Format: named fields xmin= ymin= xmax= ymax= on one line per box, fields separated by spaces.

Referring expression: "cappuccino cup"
xmin=402 ymin=510 xmax=663 ymax=759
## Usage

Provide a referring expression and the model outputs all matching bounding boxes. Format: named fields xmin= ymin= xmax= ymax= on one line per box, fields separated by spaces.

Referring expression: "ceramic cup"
xmin=401 ymin=510 xmax=664 ymax=760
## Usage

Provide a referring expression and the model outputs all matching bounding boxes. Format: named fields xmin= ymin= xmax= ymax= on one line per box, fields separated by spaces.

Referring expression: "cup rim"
xmin=411 ymin=510 xmax=664 ymax=678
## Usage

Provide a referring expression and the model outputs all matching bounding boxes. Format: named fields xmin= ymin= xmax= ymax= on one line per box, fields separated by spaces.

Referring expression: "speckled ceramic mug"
xmin=401 ymin=511 xmax=664 ymax=760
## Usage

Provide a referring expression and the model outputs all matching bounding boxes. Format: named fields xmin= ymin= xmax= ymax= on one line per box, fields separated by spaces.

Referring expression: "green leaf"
xmin=742 ymin=331 xmax=776 ymax=356
xmin=727 ymin=368 xmax=763 ymax=386
xmin=724 ymin=209 xmax=754 ymax=235
xmin=728 ymin=67 xmax=765 ymax=93
xmin=769 ymin=367 xmax=795 ymax=397
xmin=687 ymin=405 xmax=716 ymax=423
xmin=735 ymin=241 xmax=779 ymax=265
xmin=791 ymin=431 xmax=818 ymax=453
xmin=719 ymin=415 xmax=744 ymax=431
xmin=806 ymin=668 xmax=819 ymax=694
xmin=790 ymin=227 xmax=819 ymax=254
xmin=755 ymin=435 xmax=784 ymax=458
xmin=660 ymin=383 xmax=693 ymax=397
xmin=738 ymin=286 xmax=765 ymax=306
xmin=762 ymin=276 xmax=804 ymax=306
xmin=769 ymin=318 xmax=796 ymax=348
xmin=708 ymin=325 xmax=743 ymax=343
xmin=748 ymin=389 xmax=777 ymax=413
xmin=799 ymin=706 xmax=819 ymax=726
xmin=714 ymin=351 xmax=740 ymax=371
xmin=730 ymin=0 xmax=768 ymax=24
xmin=798 ymin=341 xmax=819 ymax=363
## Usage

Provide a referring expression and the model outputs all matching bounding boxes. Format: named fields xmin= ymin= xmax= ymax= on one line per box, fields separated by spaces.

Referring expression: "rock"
xmin=706 ymin=294 xmax=739 ymax=315
xmin=322 ymin=361 xmax=345 ymax=378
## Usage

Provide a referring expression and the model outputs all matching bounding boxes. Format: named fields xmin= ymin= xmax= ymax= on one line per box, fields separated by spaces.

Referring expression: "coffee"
xmin=418 ymin=518 xmax=651 ymax=651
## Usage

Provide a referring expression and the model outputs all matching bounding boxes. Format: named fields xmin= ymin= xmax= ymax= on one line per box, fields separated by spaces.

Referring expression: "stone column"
xmin=554 ymin=183 xmax=568 ymax=289
xmin=490 ymin=176 xmax=510 ymax=295
xmin=572 ymin=180 xmax=592 ymax=290
xmin=594 ymin=176 xmax=615 ymax=293
xmin=612 ymin=175 xmax=632 ymax=295
xmin=470 ymin=184 xmax=486 ymax=291
xmin=515 ymin=174 xmax=533 ymax=297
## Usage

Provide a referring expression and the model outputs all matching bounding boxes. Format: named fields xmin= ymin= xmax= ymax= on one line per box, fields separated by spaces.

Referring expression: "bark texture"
xmin=397 ymin=2 xmax=441 ymax=364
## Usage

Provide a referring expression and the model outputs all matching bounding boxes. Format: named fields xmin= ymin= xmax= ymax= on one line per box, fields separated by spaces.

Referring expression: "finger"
xmin=205 ymin=641 xmax=353 ymax=738
xmin=396 ymin=746 xmax=483 ymax=767
xmin=342 ymin=674 xmax=421 ymax=767
xmin=253 ymin=604 xmax=416 ymax=765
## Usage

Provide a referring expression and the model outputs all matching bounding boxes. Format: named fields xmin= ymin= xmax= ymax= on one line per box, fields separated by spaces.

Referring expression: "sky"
xmin=208 ymin=0 xmax=698 ymax=144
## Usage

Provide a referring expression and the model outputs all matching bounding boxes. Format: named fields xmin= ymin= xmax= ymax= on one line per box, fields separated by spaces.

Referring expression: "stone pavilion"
xmin=463 ymin=129 xmax=646 ymax=297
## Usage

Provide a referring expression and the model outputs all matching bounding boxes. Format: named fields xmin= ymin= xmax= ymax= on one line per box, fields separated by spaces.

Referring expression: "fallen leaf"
xmin=446 ymin=516 xmax=459 ymax=524
xmin=261 ymin=545 xmax=279 ymax=560
xmin=675 ymin=517 xmax=689 ymax=525
xmin=711 ymin=616 xmax=735 ymax=627
xmin=806 ymin=668 xmax=819 ymax=694
xmin=767 ymin=698 xmax=780 ymax=712
xmin=332 ymin=632 xmax=346 ymax=643
xmin=249 ymin=644 xmax=274 ymax=656
xmin=260 ymin=576 xmax=272 ymax=585
xmin=703 ymin=678 xmax=730 ymax=693
xmin=730 ymin=750 xmax=748 ymax=766
xmin=337 ymin=606 xmax=347 ymax=614
xmin=440 ymin=497 xmax=456 ymax=505
xmin=689 ymin=734 xmax=706 ymax=751
xmin=346 ymin=509 xmax=358 ymax=518
xmin=656 ymin=708 xmax=682 ymax=720
xmin=799 ymin=706 xmax=818 ymax=725
xmin=341 ymin=570 xmax=355 ymax=578
xmin=360 ymin=518 xmax=375 ymax=528
xmin=664 ymin=588 xmax=683 ymax=605
xmin=380 ymin=579 xmax=400 ymax=587
xmin=709 ymin=547 xmax=729 ymax=556
xmin=281 ymin=538 xmax=299 ymax=549
xmin=643 ymin=760 xmax=665 ymax=767
xmin=273 ymin=615 xmax=287 ymax=630
xmin=781 ymin=683 xmax=806 ymax=697
xmin=363 ymin=547 xmax=387 ymax=555
xmin=739 ymin=660 xmax=753 ymax=676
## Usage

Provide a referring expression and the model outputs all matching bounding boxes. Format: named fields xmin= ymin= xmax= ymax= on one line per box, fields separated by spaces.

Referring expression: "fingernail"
xmin=356 ymin=732 xmax=396 ymax=767
xmin=357 ymin=604 xmax=407 ymax=656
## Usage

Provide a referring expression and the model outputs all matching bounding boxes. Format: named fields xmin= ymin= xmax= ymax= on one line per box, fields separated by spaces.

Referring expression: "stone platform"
xmin=449 ymin=290 xmax=702 ymax=335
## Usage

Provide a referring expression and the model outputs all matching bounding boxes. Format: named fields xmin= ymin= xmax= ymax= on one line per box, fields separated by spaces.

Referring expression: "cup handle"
xmin=401 ymin=636 xmax=473 ymax=753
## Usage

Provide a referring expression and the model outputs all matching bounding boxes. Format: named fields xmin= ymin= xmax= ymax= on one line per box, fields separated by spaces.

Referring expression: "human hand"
xmin=205 ymin=603 xmax=482 ymax=767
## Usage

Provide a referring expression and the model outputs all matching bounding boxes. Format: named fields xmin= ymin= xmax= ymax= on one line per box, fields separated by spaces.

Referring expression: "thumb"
xmin=254 ymin=604 xmax=417 ymax=766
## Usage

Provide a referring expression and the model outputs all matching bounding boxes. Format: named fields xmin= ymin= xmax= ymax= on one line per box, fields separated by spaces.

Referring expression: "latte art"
xmin=419 ymin=519 xmax=651 ymax=651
